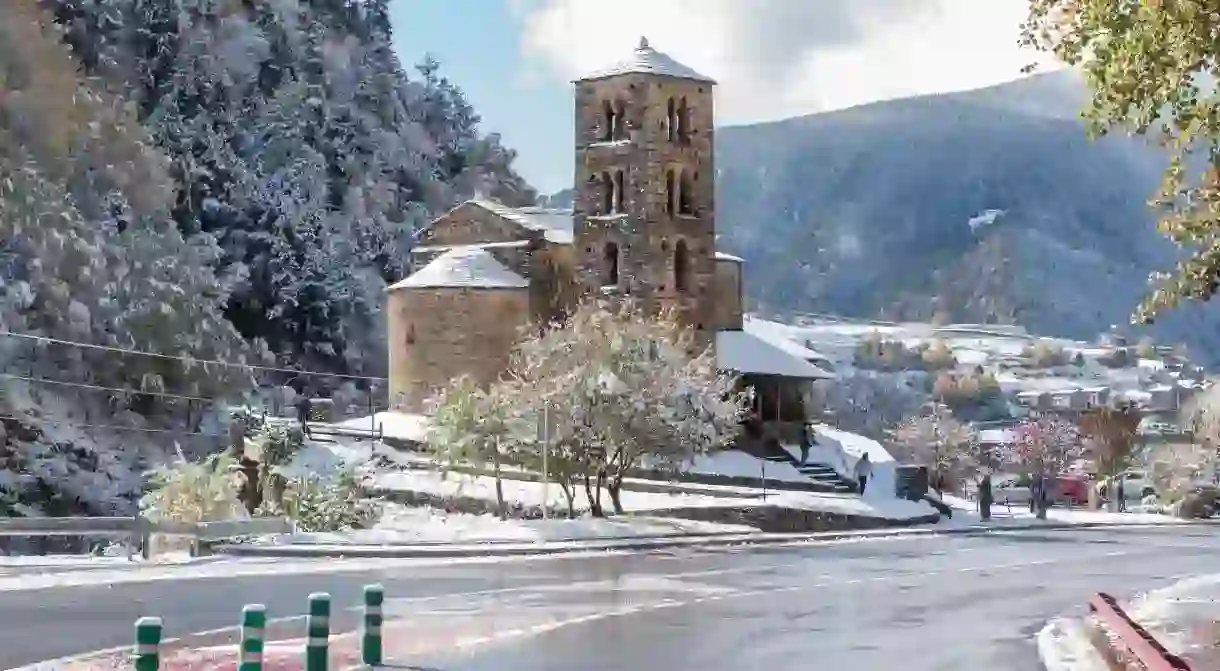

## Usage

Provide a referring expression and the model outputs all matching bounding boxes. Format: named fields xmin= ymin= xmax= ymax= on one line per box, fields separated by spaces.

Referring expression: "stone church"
xmin=385 ymin=38 xmax=831 ymax=415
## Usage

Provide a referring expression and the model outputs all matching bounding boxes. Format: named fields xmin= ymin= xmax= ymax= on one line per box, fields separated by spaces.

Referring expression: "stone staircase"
xmin=758 ymin=449 xmax=858 ymax=494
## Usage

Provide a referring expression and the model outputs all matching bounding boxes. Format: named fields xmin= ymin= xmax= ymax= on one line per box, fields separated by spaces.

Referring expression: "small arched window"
xmin=603 ymin=241 xmax=620 ymax=287
xmin=666 ymin=98 xmax=676 ymax=141
xmin=665 ymin=169 xmax=676 ymax=216
xmin=601 ymin=171 xmax=614 ymax=214
xmin=601 ymin=100 xmax=617 ymax=141
xmin=613 ymin=169 xmax=625 ymax=213
xmin=406 ymin=325 xmax=416 ymax=345
xmin=674 ymin=239 xmax=690 ymax=292
xmin=678 ymin=170 xmax=694 ymax=215
xmin=676 ymin=97 xmax=690 ymax=143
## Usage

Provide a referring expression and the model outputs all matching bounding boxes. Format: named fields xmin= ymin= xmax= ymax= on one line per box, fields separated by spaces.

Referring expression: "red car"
xmin=1054 ymin=475 xmax=1090 ymax=506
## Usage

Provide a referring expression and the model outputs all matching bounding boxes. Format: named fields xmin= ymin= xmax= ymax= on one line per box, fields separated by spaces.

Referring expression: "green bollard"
xmin=133 ymin=616 xmax=162 ymax=671
xmin=239 ymin=604 xmax=266 ymax=671
xmin=362 ymin=584 xmax=384 ymax=666
xmin=305 ymin=592 xmax=330 ymax=671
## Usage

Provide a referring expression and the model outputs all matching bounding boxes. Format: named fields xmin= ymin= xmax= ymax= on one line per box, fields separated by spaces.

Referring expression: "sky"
xmin=389 ymin=0 xmax=1063 ymax=195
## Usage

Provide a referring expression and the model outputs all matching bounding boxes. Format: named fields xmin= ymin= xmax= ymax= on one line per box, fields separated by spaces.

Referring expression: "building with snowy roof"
xmin=386 ymin=38 xmax=831 ymax=413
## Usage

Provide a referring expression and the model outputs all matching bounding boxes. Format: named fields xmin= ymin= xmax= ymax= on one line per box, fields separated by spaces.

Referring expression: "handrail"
xmin=1088 ymin=592 xmax=1192 ymax=670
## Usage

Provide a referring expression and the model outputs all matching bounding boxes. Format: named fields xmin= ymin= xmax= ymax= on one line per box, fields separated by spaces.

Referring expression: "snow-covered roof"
xmin=577 ymin=37 xmax=716 ymax=84
xmin=715 ymin=251 xmax=744 ymax=263
xmin=412 ymin=240 xmax=531 ymax=253
xmin=715 ymin=330 xmax=834 ymax=379
xmin=471 ymin=199 xmax=574 ymax=244
xmin=388 ymin=247 xmax=529 ymax=290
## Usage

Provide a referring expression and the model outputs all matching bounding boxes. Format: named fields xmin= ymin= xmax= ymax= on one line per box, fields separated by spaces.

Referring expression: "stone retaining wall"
xmin=646 ymin=505 xmax=940 ymax=532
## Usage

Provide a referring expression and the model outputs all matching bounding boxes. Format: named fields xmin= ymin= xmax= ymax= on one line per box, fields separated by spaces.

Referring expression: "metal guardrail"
xmin=0 ymin=515 xmax=294 ymax=558
xmin=1089 ymin=592 xmax=1192 ymax=670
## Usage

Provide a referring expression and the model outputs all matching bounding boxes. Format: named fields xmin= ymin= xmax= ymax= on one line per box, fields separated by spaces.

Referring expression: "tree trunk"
xmin=559 ymin=482 xmax=576 ymax=518
xmin=608 ymin=475 xmax=625 ymax=514
xmin=491 ymin=441 xmax=506 ymax=521
xmin=582 ymin=471 xmax=603 ymax=517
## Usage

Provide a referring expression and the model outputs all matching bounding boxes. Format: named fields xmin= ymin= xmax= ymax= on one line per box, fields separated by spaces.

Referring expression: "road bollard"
xmin=239 ymin=604 xmax=266 ymax=671
xmin=362 ymin=584 xmax=384 ymax=666
xmin=134 ymin=616 xmax=162 ymax=671
xmin=306 ymin=592 xmax=330 ymax=671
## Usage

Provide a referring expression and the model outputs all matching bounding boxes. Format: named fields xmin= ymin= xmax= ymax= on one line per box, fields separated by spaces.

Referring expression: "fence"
xmin=0 ymin=515 xmax=294 ymax=558
xmin=132 ymin=585 xmax=386 ymax=670
xmin=1088 ymin=592 xmax=1192 ymax=670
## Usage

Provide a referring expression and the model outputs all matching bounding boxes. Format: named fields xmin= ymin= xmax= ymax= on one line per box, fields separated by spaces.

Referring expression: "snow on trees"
xmin=891 ymin=403 xmax=978 ymax=491
xmin=1004 ymin=416 xmax=1083 ymax=477
xmin=427 ymin=299 xmax=751 ymax=517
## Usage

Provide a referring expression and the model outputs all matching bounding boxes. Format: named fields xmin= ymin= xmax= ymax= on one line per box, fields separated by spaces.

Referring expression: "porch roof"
xmin=715 ymin=330 xmax=835 ymax=379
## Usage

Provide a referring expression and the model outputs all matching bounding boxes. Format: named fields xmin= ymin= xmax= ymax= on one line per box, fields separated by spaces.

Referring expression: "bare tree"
xmin=1078 ymin=402 xmax=1141 ymax=486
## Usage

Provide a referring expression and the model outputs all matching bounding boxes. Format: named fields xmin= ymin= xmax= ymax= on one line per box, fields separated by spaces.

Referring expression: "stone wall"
xmin=713 ymin=258 xmax=743 ymax=330
xmin=648 ymin=505 xmax=940 ymax=532
xmin=386 ymin=286 xmax=528 ymax=411
xmin=571 ymin=74 xmax=717 ymax=331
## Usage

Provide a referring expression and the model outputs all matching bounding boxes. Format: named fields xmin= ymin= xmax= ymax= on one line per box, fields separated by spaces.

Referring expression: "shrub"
xmin=140 ymin=453 xmax=245 ymax=524
xmin=919 ymin=340 xmax=957 ymax=370
xmin=276 ymin=469 xmax=378 ymax=532
xmin=933 ymin=371 xmax=1002 ymax=408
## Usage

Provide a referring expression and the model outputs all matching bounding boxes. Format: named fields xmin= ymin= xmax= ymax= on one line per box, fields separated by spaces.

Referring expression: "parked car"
xmin=1097 ymin=469 xmax=1157 ymax=501
xmin=992 ymin=474 xmax=1032 ymax=507
xmin=1054 ymin=475 xmax=1090 ymax=506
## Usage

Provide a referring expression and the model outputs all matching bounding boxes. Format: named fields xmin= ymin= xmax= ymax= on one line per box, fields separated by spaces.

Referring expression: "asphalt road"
xmin=3 ymin=526 xmax=1219 ymax=670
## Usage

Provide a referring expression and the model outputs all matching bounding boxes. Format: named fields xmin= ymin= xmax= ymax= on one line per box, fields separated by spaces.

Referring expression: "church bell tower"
xmin=571 ymin=37 xmax=717 ymax=331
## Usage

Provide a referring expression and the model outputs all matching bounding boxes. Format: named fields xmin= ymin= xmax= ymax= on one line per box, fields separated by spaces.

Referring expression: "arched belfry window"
xmin=674 ymin=240 xmax=690 ymax=292
xmin=665 ymin=169 xmax=676 ymax=216
xmin=678 ymin=170 xmax=694 ymax=215
xmin=667 ymin=98 xmax=676 ymax=141
xmin=676 ymin=97 xmax=690 ymax=143
xmin=601 ymin=171 xmax=613 ymax=214
xmin=601 ymin=100 xmax=618 ymax=141
xmin=603 ymin=241 xmax=620 ymax=287
xmin=406 ymin=325 xmax=416 ymax=345
xmin=613 ymin=170 xmax=625 ymax=213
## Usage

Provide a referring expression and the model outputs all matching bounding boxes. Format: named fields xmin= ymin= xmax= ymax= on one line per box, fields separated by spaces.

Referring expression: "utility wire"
xmin=0 ymin=372 xmax=217 ymax=404
xmin=0 ymin=414 xmax=222 ymax=437
xmin=0 ymin=330 xmax=388 ymax=382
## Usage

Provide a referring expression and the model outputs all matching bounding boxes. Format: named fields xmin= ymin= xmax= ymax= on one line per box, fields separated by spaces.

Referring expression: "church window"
xmin=603 ymin=241 xmax=620 ymax=287
xmin=667 ymin=98 xmax=676 ymax=142
xmin=613 ymin=169 xmax=625 ymax=213
xmin=678 ymin=169 xmax=694 ymax=215
xmin=406 ymin=325 xmax=416 ymax=345
xmin=676 ymin=97 xmax=691 ymax=143
xmin=601 ymin=100 xmax=618 ymax=141
xmin=600 ymin=171 xmax=613 ymax=214
xmin=674 ymin=239 xmax=690 ymax=292
xmin=665 ymin=168 xmax=677 ymax=216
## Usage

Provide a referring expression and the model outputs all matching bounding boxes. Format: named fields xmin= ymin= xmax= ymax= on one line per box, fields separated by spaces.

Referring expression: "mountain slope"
xmin=711 ymin=73 xmax=1220 ymax=363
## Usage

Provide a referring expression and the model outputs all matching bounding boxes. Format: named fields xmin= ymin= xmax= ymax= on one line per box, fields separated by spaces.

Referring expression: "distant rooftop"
xmin=388 ymin=247 xmax=528 ymax=290
xmin=576 ymin=37 xmax=716 ymax=84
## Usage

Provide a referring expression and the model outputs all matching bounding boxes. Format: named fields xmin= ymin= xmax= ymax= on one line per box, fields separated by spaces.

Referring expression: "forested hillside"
xmin=0 ymin=0 xmax=532 ymax=515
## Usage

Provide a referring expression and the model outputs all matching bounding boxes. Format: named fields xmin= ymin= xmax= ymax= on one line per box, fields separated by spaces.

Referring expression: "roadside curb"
xmin=213 ymin=517 xmax=1210 ymax=559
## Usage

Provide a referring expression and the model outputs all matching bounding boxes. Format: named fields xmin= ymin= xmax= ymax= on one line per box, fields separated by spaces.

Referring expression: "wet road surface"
xmin=3 ymin=525 xmax=1218 ymax=670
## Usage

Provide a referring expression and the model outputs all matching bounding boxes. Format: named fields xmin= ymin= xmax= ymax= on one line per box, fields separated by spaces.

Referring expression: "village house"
xmin=383 ymin=38 xmax=833 ymax=431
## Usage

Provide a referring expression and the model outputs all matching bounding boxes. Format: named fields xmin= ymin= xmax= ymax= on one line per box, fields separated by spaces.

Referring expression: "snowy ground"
xmin=1121 ymin=574 xmax=1220 ymax=668
xmin=1037 ymin=616 xmax=1111 ymax=671
xmin=938 ymin=492 xmax=1179 ymax=526
xmin=281 ymin=503 xmax=759 ymax=545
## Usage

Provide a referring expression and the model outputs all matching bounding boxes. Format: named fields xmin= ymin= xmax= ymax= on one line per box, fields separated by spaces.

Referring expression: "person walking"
xmin=798 ymin=424 xmax=811 ymax=466
xmin=1030 ymin=475 xmax=1041 ymax=514
xmin=1116 ymin=477 xmax=1127 ymax=513
xmin=295 ymin=394 xmax=313 ymax=438
xmin=854 ymin=452 xmax=872 ymax=495
xmin=979 ymin=473 xmax=993 ymax=521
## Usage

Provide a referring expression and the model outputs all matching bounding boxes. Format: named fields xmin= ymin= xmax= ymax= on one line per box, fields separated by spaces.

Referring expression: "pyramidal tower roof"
xmin=576 ymin=37 xmax=716 ymax=84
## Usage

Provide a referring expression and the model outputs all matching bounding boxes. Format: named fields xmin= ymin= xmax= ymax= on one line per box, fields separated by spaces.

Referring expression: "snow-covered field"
xmin=1037 ymin=616 xmax=1110 ymax=671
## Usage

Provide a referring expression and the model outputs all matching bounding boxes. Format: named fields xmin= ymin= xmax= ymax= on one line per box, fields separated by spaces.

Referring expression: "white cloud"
xmin=513 ymin=0 xmax=1065 ymax=124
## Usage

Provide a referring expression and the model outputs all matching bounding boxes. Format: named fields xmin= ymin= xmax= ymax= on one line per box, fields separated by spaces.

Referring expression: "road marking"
xmin=6 ymin=533 xmax=1173 ymax=670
